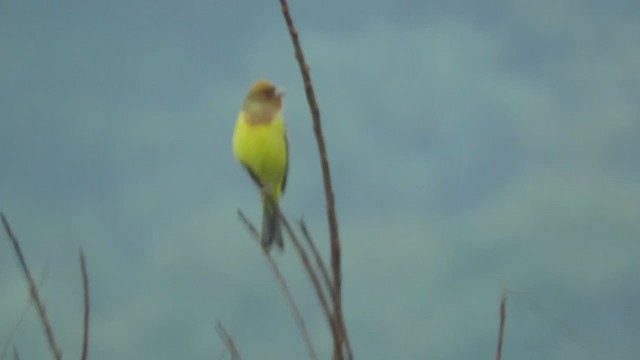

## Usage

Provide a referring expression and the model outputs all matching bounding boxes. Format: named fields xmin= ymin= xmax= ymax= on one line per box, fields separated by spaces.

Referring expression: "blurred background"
xmin=1 ymin=0 xmax=639 ymax=359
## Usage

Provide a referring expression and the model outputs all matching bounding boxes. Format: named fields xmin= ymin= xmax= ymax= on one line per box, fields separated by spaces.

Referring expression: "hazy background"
xmin=1 ymin=0 xmax=639 ymax=359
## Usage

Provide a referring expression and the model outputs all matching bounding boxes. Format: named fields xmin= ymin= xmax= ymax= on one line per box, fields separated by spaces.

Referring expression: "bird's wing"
xmin=281 ymin=132 xmax=289 ymax=194
xmin=242 ymin=162 xmax=262 ymax=188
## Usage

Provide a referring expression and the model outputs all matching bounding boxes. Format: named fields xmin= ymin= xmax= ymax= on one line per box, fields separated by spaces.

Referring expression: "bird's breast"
xmin=233 ymin=112 xmax=287 ymax=184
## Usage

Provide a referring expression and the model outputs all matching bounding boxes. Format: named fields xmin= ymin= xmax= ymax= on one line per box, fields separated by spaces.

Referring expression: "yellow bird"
xmin=233 ymin=79 xmax=288 ymax=250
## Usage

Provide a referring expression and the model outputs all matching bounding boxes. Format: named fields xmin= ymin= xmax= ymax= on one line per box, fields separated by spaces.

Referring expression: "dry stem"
xmin=299 ymin=219 xmax=332 ymax=297
xmin=237 ymin=210 xmax=318 ymax=360
xmin=79 ymin=248 xmax=90 ymax=360
xmin=496 ymin=291 xmax=507 ymax=360
xmin=0 ymin=270 xmax=48 ymax=360
xmin=276 ymin=208 xmax=342 ymax=353
xmin=277 ymin=1 xmax=350 ymax=358
xmin=215 ymin=320 xmax=243 ymax=360
xmin=1 ymin=213 xmax=62 ymax=360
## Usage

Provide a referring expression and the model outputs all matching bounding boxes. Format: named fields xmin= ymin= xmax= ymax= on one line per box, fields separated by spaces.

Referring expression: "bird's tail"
xmin=262 ymin=203 xmax=283 ymax=251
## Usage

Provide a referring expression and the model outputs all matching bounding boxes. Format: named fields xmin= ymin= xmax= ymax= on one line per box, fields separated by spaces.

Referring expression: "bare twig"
xmin=275 ymin=208 xmax=343 ymax=356
xmin=237 ymin=210 xmax=261 ymax=239
xmin=215 ymin=320 xmax=242 ymax=360
xmin=240 ymin=191 xmax=339 ymax=349
xmin=299 ymin=219 xmax=332 ymax=296
xmin=237 ymin=210 xmax=318 ymax=360
xmin=299 ymin=220 xmax=353 ymax=358
xmin=79 ymin=248 xmax=90 ymax=360
xmin=277 ymin=1 xmax=349 ymax=358
xmin=11 ymin=346 xmax=19 ymax=360
xmin=0 ymin=302 xmax=30 ymax=360
xmin=1 ymin=269 xmax=48 ymax=360
xmin=277 ymin=0 xmax=341 ymax=300
xmin=496 ymin=291 xmax=507 ymax=360
xmin=1 ymin=213 xmax=62 ymax=360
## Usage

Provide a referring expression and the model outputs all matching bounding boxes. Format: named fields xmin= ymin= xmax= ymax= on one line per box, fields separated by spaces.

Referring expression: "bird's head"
xmin=243 ymin=79 xmax=285 ymax=111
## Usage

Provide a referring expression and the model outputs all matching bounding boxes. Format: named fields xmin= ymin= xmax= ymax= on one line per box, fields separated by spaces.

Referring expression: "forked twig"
xmin=1 ymin=213 xmax=62 ymax=360
xmin=79 ymin=248 xmax=90 ymax=360
xmin=237 ymin=210 xmax=318 ymax=360
xmin=215 ymin=320 xmax=242 ymax=360
xmin=275 ymin=207 xmax=342 ymax=352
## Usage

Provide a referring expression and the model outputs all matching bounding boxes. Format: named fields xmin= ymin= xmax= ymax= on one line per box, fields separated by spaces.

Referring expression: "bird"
xmin=233 ymin=79 xmax=288 ymax=251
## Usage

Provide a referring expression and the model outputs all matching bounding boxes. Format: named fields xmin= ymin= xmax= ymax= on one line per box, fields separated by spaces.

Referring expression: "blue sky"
xmin=1 ymin=0 xmax=639 ymax=359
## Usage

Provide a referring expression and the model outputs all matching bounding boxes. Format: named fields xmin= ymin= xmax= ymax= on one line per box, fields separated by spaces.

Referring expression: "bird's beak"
xmin=275 ymin=87 xmax=286 ymax=97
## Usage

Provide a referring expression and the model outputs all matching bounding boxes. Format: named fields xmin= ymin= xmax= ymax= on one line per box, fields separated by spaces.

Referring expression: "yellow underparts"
xmin=233 ymin=110 xmax=287 ymax=201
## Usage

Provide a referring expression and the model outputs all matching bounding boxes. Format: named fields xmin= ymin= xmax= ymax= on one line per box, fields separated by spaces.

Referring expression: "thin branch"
xmin=237 ymin=210 xmax=318 ymax=360
xmin=277 ymin=0 xmax=341 ymax=299
xmin=1 ymin=213 xmax=62 ymax=360
xmin=275 ymin=207 xmax=343 ymax=355
xmin=298 ymin=219 xmax=332 ymax=296
xmin=1 ymin=269 xmax=48 ymax=360
xmin=0 ymin=303 xmax=29 ymax=360
xmin=215 ymin=320 xmax=242 ymax=360
xmin=79 ymin=248 xmax=90 ymax=360
xmin=299 ymin=219 xmax=353 ymax=359
xmin=277 ymin=1 xmax=348 ymax=358
xmin=496 ymin=291 xmax=507 ymax=360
